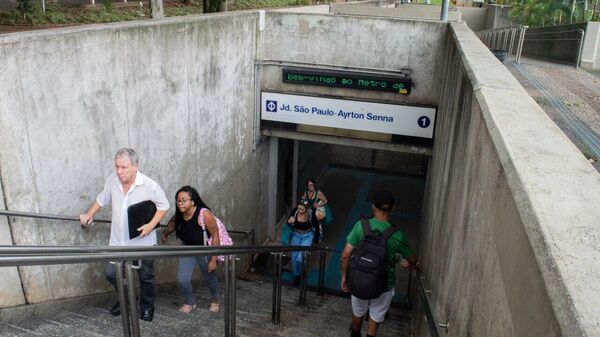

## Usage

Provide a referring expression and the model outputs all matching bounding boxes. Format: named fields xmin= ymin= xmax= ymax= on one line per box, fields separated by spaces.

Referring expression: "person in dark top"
xmin=302 ymin=178 xmax=329 ymax=222
xmin=302 ymin=178 xmax=330 ymax=243
xmin=287 ymin=199 xmax=319 ymax=285
xmin=161 ymin=186 xmax=221 ymax=314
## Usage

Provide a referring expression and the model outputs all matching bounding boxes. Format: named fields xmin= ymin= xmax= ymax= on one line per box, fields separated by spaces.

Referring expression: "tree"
xmin=509 ymin=0 xmax=578 ymax=27
xmin=203 ymin=0 xmax=227 ymax=13
xmin=16 ymin=0 xmax=34 ymax=21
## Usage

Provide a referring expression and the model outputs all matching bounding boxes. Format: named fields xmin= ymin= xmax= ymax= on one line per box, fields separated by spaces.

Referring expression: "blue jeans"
xmin=177 ymin=254 xmax=220 ymax=306
xmin=290 ymin=230 xmax=314 ymax=277
xmin=105 ymin=260 xmax=155 ymax=311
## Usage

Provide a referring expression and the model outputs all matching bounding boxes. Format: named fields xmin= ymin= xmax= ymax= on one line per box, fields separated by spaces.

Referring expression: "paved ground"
xmin=507 ymin=57 xmax=600 ymax=171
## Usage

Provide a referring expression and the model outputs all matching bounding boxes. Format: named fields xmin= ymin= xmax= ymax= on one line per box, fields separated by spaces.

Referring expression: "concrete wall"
xmin=335 ymin=0 xmax=395 ymax=7
xmin=580 ymin=21 xmax=600 ymax=70
xmin=459 ymin=7 xmax=487 ymax=31
xmin=261 ymin=13 xmax=447 ymax=107
xmin=0 ymin=180 xmax=26 ymax=308
xmin=485 ymin=4 xmax=512 ymax=30
xmin=259 ymin=12 xmax=446 ymax=223
xmin=331 ymin=3 xmax=462 ymax=21
xmin=522 ymin=23 xmax=587 ymax=66
xmin=417 ymin=21 xmax=600 ymax=337
xmin=0 ymin=13 xmax=262 ymax=305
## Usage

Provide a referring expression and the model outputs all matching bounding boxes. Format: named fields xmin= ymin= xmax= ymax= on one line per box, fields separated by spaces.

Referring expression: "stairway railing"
xmin=0 ymin=209 xmax=330 ymax=337
xmin=0 ymin=244 xmax=331 ymax=337
xmin=411 ymin=271 xmax=447 ymax=336
xmin=0 ymin=209 xmax=255 ymax=246
xmin=475 ymin=25 xmax=529 ymax=63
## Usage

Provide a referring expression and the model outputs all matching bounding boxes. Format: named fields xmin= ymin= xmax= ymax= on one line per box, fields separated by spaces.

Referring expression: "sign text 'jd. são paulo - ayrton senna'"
xmin=260 ymin=91 xmax=437 ymax=141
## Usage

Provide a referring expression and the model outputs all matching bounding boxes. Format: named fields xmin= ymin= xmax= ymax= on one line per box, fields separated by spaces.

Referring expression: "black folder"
xmin=127 ymin=200 xmax=157 ymax=239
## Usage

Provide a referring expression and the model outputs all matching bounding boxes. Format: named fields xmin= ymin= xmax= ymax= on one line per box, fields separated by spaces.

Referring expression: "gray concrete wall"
xmin=485 ymin=4 xmax=512 ymax=30
xmin=417 ymin=21 xmax=600 ymax=337
xmin=261 ymin=13 xmax=447 ymax=107
xmin=331 ymin=4 xmax=462 ymax=21
xmin=459 ymin=6 xmax=487 ymax=31
xmin=581 ymin=21 xmax=600 ymax=70
xmin=335 ymin=0 xmax=395 ymax=7
xmin=0 ymin=13 xmax=262 ymax=305
xmin=0 ymin=179 xmax=26 ymax=308
xmin=522 ymin=23 xmax=587 ymax=66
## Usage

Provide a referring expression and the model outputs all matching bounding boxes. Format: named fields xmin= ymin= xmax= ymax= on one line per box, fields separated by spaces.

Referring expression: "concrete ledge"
xmin=451 ymin=21 xmax=600 ymax=337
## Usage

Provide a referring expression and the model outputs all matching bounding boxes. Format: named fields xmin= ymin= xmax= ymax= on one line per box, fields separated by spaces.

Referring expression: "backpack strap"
xmin=360 ymin=217 xmax=374 ymax=236
xmin=198 ymin=208 xmax=209 ymax=245
xmin=380 ymin=224 xmax=400 ymax=242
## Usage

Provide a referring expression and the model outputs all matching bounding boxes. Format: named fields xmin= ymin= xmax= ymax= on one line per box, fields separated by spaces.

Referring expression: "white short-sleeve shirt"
xmin=96 ymin=171 xmax=170 ymax=246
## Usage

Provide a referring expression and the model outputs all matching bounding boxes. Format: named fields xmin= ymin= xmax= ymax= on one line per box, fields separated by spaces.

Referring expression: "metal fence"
xmin=522 ymin=26 xmax=586 ymax=67
xmin=475 ymin=25 xmax=528 ymax=63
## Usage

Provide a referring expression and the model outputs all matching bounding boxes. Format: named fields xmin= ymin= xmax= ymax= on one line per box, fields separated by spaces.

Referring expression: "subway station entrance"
xmin=258 ymin=63 xmax=437 ymax=296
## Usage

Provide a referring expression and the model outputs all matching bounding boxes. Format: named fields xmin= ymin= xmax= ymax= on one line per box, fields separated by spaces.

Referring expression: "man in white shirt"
xmin=80 ymin=148 xmax=169 ymax=322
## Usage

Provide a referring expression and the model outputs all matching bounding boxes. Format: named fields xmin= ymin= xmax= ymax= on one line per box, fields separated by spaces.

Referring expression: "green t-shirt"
xmin=346 ymin=218 xmax=413 ymax=291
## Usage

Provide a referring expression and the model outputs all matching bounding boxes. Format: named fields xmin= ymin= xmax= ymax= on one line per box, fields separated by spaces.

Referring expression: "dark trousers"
xmin=105 ymin=260 xmax=155 ymax=311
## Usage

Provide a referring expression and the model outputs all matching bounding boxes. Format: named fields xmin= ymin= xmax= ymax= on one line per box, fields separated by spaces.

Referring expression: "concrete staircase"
xmin=0 ymin=279 xmax=411 ymax=337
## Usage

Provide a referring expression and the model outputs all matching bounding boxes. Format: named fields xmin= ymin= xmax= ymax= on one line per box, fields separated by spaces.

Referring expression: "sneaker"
xmin=349 ymin=326 xmax=362 ymax=337
xmin=110 ymin=302 xmax=121 ymax=316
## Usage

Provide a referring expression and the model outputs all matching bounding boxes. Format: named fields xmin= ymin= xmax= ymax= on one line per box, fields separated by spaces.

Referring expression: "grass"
xmin=230 ymin=0 xmax=311 ymax=10
xmin=0 ymin=2 xmax=146 ymax=25
xmin=0 ymin=0 xmax=319 ymax=27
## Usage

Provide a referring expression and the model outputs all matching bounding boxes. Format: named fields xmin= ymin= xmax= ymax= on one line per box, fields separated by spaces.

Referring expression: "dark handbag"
xmin=127 ymin=200 xmax=157 ymax=239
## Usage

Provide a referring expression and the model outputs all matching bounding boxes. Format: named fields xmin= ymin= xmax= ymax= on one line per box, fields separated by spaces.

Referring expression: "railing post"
xmin=271 ymin=252 xmax=283 ymax=325
xmin=113 ymin=262 xmax=131 ymax=337
xmin=229 ymin=255 xmax=237 ymax=337
xmin=318 ymin=250 xmax=326 ymax=297
xmin=509 ymin=27 xmax=517 ymax=60
xmin=576 ymin=29 xmax=585 ymax=68
xmin=125 ymin=261 xmax=141 ymax=337
xmin=225 ymin=255 xmax=231 ymax=337
xmin=249 ymin=229 xmax=256 ymax=272
xmin=271 ymin=253 xmax=277 ymax=324
xmin=516 ymin=26 xmax=528 ymax=63
xmin=299 ymin=251 xmax=309 ymax=308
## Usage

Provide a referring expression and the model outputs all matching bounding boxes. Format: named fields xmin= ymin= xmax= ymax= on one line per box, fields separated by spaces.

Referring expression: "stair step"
xmin=0 ymin=323 xmax=41 ymax=337
xmin=4 ymin=278 xmax=411 ymax=337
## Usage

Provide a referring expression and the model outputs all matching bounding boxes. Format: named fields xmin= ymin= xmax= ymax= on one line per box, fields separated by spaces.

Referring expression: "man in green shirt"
xmin=340 ymin=190 xmax=418 ymax=337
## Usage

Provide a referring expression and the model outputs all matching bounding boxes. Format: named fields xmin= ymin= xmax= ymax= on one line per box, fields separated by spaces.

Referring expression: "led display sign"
xmin=282 ymin=68 xmax=412 ymax=94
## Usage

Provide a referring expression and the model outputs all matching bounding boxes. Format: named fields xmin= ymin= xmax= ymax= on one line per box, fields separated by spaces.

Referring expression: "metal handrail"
xmin=475 ymin=25 xmax=528 ymax=63
xmin=0 ymin=209 xmax=255 ymax=242
xmin=0 ymin=209 xmax=111 ymax=224
xmin=0 ymin=244 xmax=331 ymax=265
xmin=1 ymin=243 xmax=331 ymax=337
xmin=413 ymin=271 xmax=447 ymax=336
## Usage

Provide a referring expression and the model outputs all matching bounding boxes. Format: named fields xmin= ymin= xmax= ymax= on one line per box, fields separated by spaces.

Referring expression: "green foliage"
xmin=231 ymin=0 xmax=310 ymax=10
xmin=1 ymin=0 xmax=319 ymax=26
xmin=17 ymin=0 xmax=34 ymax=20
xmin=103 ymin=0 xmax=114 ymax=12
xmin=507 ymin=0 xmax=597 ymax=27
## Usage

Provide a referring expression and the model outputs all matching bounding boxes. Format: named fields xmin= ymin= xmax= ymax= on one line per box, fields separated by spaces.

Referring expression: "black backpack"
xmin=347 ymin=218 xmax=399 ymax=300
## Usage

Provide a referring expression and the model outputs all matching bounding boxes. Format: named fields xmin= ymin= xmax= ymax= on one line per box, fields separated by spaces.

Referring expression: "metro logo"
xmin=266 ymin=100 xmax=278 ymax=112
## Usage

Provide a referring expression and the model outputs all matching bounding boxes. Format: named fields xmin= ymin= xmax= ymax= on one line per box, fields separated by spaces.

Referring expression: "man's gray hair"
xmin=114 ymin=148 xmax=139 ymax=165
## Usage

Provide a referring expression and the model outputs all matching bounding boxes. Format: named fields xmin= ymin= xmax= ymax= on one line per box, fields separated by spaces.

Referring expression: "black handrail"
xmin=0 ymin=209 xmax=111 ymax=223
xmin=0 ymin=209 xmax=255 ymax=243
xmin=413 ymin=271 xmax=442 ymax=337
xmin=0 ymin=244 xmax=331 ymax=265
xmin=0 ymin=243 xmax=331 ymax=337
xmin=0 ymin=209 xmax=331 ymax=337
